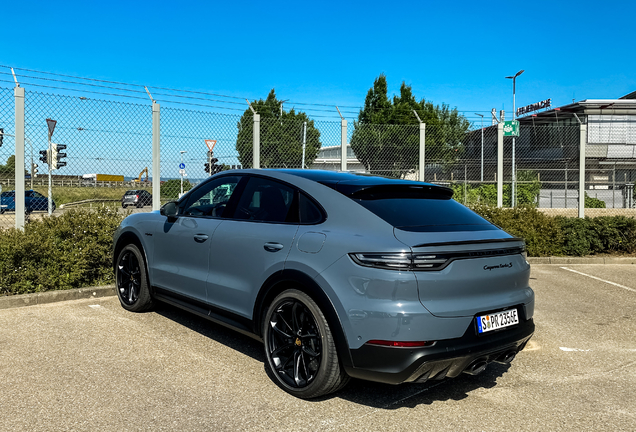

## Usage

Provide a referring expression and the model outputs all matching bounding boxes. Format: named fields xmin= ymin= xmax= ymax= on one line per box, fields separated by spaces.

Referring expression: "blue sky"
xmin=2 ymin=0 xmax=635 ymax=124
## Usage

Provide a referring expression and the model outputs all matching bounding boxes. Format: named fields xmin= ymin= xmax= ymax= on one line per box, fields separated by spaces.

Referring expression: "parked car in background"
xmin=113 ymin=169 xmax=535 ymax=399
xmin=121 ymin=190 xmax=152 ymax=208
xmin=0 ymin=190 xmax=55 ymax=213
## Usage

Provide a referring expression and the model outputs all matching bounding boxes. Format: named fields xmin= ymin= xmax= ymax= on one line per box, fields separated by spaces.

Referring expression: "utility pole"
xmin=506 ymin=69 xmax=524 ymax=207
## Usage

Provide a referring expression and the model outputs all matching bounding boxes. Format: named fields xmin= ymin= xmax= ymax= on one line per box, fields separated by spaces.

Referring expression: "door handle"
xmin=194 ymin=234 xmax=209 ymax=243
xmin=264 ymin=242 xmax=284 ymax=252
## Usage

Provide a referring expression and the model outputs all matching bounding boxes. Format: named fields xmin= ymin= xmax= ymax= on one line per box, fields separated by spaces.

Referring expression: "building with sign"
xmin=462 ymin=91 xmax=636 ymax=207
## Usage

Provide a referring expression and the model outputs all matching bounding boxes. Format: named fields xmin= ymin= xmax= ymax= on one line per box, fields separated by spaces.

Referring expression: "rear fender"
xmin=253 ymin=269 xmax=353 ymax=369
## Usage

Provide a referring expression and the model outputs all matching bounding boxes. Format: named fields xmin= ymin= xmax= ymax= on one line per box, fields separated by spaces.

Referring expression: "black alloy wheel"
xmin=115 ymin=244 xmax=153 ymax=312
xmin=263 ymin=289 xmax=349 ymax=399
xmin=268 ymin=299 xmax=322 ymax=388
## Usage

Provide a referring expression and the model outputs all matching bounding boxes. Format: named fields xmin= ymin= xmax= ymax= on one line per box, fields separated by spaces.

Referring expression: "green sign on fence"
xmin=503 ymin=120 xmax=519 ymax=137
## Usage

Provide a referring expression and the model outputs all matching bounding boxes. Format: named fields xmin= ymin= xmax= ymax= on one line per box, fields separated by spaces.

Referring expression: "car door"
xmin=25 ymin=190 xmax=34 ymax=211
xmin=206 ymin=176 xmax=300 ymax=318
xmin=151 ymin=175 xmax=243 ymax=304
xmin=31 ymin=191 xmax=47 ymax=211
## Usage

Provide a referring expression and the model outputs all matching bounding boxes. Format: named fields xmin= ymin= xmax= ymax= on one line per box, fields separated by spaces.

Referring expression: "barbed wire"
xmin=2 ymin=65 xmax=497 ymax=120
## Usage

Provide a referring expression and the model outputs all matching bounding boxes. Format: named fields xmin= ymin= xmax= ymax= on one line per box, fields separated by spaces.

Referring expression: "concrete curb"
xmin=0 ymin=285 xmax=116 ymax=310
xmin=527 ymin=257 xmax=636 ymax=265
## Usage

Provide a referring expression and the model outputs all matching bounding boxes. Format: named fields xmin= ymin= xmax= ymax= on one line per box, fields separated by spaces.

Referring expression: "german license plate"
xmin=477 ymin=309 xmax=518 ymax=334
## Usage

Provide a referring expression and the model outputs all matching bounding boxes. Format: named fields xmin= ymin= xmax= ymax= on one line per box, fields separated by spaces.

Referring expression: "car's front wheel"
xmin=263 ymin=289 xmax=349 ymax=399
xmin=115 ymin=244 xmax=154 ymax=312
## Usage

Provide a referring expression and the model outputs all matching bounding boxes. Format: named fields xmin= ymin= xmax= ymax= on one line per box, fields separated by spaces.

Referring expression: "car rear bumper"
xmin=344 ymin=315 xmax=534 ymax=385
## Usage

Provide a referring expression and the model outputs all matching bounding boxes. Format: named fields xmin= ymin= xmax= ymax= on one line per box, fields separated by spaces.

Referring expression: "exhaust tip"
xmin=463 ymin=359 xmax=488 ymax=376
xmin=494 ymin=351 xmax=517 ymax=364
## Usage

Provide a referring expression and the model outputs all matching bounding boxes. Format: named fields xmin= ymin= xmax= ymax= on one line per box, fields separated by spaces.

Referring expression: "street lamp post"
xmin=475 ymin=113 xmax=484 ymax=182
xmin=179 ymin=150 xmax=186 ymax=196
xmin=505 ymin=70 xmax=524 ymax=207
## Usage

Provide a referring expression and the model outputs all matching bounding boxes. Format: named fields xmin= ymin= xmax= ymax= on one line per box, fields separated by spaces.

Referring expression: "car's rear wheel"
xmin=263 ymin=289 xmax=349 ymax=399
xmin=115 ymin=244 xmax=154 ymax=312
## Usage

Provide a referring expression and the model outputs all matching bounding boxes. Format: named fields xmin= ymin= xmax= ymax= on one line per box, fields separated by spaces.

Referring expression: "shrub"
xmin=585 ymin=193 xmax=606 ymax=208
xmin=554 ymin=216 xmax=636 ymax=256
xmin=471 ymin=205 xmax=563 ymax=256
xmin=0 ymin=206 xmax=125 ymax=295
xmin=555 ymin=217 xmax=598 ymax=256
xmin=452 ymin=173 xmax=540 ymax=208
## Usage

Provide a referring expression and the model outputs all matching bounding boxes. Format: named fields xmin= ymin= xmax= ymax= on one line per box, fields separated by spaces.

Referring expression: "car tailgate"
xmin=394 ymin=228 xmax=532 ymax=318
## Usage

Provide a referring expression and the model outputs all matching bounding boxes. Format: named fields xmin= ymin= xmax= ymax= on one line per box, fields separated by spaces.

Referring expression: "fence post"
xmin=253 ymin=113 xmax=260 ymax=169
xmin=578 ymin=122 xmax=587 ymax=218
xmin=152 ymin=101 xmax=160 ymax=211
xmin=341 ymin=118 xmax=347 ymax=171
xmin=419 ymin=123 xmax=426 ymax=182
xmin=14 ymin=86 xmax=25 ymax=230
xmin=497 ymin=122 xmax=503 ymax=208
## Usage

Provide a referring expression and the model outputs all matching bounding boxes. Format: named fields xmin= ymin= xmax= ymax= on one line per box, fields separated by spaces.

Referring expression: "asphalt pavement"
xmin=0 ymin=263 xmax=635 ymax=431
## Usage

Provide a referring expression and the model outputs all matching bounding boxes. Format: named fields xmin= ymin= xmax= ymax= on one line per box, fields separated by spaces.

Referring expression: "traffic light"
xmin=0 ymin=128 xmax=4 ymax=147
xmin=32 ymin=163 xmax=38 ymax=177
xmin=205 ymin=157 xmax=220 ymax=175
xmin=39 ymin=149 xmax=50 ymax=165
xmin=51 ymin=143 xmax=67 ymax=170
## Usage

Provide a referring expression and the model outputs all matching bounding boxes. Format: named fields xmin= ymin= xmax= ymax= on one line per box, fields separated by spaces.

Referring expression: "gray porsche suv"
xmin=113 ymin=169 xmax=534 ymax=399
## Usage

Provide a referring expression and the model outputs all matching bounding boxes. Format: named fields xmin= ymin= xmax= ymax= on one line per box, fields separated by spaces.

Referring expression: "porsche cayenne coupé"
xmin=113 ymin=169 xmax=535 ymax=399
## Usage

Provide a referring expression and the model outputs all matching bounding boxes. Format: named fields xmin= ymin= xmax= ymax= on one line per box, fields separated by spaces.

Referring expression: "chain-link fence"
xmin=585 ymin=115 xmax=636 ymax=211
xmin=2 ymin=84 xmax=636 ymax=229
xmin=0 ymin=87 xmax=17 ymax=226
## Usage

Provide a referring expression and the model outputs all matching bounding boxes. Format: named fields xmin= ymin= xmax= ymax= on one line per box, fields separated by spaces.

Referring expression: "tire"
xmin=115 ymin=244 xmax=154 ymax=312
xmin=263 ymin=289 xmax=349 ymax=399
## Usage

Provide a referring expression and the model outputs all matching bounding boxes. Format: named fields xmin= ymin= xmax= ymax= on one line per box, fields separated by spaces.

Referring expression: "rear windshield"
xmin=349 ymin=188 xmax=497 ymax=232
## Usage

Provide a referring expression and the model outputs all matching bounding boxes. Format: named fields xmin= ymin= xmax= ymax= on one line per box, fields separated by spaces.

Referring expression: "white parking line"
xmin=560 ymin=267 xmax=636 ymax=293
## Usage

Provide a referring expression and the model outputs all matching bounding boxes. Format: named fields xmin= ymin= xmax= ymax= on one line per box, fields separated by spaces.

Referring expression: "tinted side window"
xmin=183 ymin=176 xmax=241 ymax=217
xmin=299 ymin=193 xmax=323 ymax=224
xmin=233 ymin=177 xmax=294 ymax=223
xmin=33 ymin=192 xmax=45 ymax=198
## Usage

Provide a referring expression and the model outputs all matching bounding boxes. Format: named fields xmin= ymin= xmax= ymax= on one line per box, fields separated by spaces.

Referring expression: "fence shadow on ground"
xmin=153 ymin=300 xmax=512 ymax=407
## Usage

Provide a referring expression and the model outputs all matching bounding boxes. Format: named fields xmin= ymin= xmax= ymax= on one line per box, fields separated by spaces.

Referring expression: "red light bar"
xmin=366 ymin=340 xmax=436 ymax=348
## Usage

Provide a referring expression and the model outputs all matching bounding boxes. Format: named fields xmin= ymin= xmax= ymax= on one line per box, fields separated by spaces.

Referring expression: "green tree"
xmin=0 ymin=155 xmax=18 ymax=178
xmin=351 ymin=74 xmax=470 ymax=178
xmin=160 ymin=179 xmax=192 ymax=201
xmin=236 ymin=89 xmax=321 ymax=168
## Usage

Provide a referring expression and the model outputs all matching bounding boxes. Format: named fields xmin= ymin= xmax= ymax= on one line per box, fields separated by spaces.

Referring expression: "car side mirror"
xmin=160 ymin=201 xmax=179 ymax=222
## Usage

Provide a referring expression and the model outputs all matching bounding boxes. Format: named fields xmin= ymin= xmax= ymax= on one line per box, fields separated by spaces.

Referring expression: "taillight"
xmin=350 ymin=253 xmax=449 ymax=271
xmin=350 ymin=245 xmax=526 ymax=271
xmin=135 ymin=194 xmax=139 ymax=202
xmin=350 ymin=253 xmax=411 ymax=269
xmin=366 ymin=340 xmax=436 ymax=348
